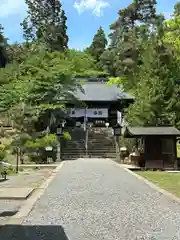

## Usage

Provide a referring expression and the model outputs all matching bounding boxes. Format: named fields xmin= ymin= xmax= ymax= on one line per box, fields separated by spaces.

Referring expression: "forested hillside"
xmin=0 ymin=0 xmax=180 ymax=163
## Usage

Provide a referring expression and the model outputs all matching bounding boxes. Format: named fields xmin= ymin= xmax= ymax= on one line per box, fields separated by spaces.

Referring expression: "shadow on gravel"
xmin=0 ymin=178 xmax=8 ymax=183
xmin=0 ymin=210 xmax=18 ymax=217
xmin=0 ymin=225 xmax=69 ymax=240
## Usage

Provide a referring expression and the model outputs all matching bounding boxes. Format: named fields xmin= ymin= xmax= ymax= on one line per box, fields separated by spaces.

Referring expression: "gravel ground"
xmin=0 ymin=168 xmax=53 ymax=188
xmin=0 ymin=200 xmax=23 ymax=226
xmin=0 ymin=168 xmax=53 ymax=226
xmin=1 ymin=158 xmax=180 ymax=239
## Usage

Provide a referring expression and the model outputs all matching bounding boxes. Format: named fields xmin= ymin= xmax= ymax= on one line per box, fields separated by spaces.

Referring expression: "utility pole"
xmin=16 ymin=147 xmax=20 ymax=173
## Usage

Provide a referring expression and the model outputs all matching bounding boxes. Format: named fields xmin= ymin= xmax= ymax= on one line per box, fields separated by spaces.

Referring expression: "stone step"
xmin=63 ymin=150 xmax=116 ymax=154
xmin=88 ymin=136 xmax=113 ymax=140
xmin=88 ymin=142 xmax=114 ymax=145
xmin=65 ymin=142 xmax=115 ymax=146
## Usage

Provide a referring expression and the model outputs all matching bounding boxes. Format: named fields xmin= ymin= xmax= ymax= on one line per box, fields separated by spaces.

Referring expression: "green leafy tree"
xmin=0 ymin=24 xmax=7 ymax=68
xmin=22 ymin=0 xmax=68 ymax=51
xmin=6 ymin=42 xmax=37 ymax=63
xmin=0 ymin=45 xmax=103 ymax=131
xmin=125 ymin=15 xmax=180 ymax=127
xmin=164 ymin=12 xmax=180 ymax=53
xmin=100 ymin=48 xmax=116 ymax=76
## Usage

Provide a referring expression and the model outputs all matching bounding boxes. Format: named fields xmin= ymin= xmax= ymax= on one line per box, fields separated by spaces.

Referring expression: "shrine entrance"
xmin=56 ymin=78 xmax=134 ymax=160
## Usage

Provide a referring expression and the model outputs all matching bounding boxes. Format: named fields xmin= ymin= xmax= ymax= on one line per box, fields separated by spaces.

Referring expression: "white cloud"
xmin=73 ymin=0 xmax=110 ymax=17
xmin=0 ymin=0 xmax=26 ymax=18
xmin=163 ymin=11 xmax=173 ymax=20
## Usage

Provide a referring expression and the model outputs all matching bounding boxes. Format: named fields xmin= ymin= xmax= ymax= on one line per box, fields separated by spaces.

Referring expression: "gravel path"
xmin=0 ymin=169 xmax=53 ymax=188
xmin=0 ymin=168 xmax=53 ymax=226
xmin=1 ymin=158 xmax=180 ymax=239
xmin=0 ymin=200 xmax=23 ymax=225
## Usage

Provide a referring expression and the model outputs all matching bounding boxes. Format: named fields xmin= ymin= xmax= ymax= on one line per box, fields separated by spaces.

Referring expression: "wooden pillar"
xmin=174 ymin=137 xmax=178 ymax=170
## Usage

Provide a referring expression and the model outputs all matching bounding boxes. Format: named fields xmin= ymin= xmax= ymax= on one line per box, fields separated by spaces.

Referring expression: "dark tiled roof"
xmin=75 ymin=81 xmax=134 ymax=101
xmin=123 ymin=126 xmax=180 ymax=137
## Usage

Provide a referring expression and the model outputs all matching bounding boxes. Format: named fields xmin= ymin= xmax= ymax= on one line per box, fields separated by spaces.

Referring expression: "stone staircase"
xmin=61 ymin=127 xmax=116 ymax=160
xmin=61 ymin=127 xmax=86 ymax=160
xmin=88 ymin=127 xmax=116 ymax=158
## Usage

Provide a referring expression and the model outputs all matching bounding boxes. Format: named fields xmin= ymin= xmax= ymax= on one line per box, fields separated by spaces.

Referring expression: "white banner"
xmin=87 ymin=108 xmax=108 ymax=118
xmin=117 ymin=111 xmax=122 ymax=124
xmin=69 ymin=108 xmax=85 ymax=118
xmin=69 ymin=108 xmax=108 ymax=118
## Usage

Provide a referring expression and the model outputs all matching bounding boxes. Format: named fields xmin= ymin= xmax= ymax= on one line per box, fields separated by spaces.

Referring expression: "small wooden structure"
xmin=122 ymin=126 xmax=180 ymax=170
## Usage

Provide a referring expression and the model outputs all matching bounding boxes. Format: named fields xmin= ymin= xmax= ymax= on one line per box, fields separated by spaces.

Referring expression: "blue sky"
xmin=0 ymin=0 xmax=178 ymax=49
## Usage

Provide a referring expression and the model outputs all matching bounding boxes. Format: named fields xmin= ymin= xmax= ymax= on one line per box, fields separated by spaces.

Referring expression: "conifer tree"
xmin=22 ymin=0 xmax=68 ymax=51
xmin=88 ymin=27 xmax=107 ymax=68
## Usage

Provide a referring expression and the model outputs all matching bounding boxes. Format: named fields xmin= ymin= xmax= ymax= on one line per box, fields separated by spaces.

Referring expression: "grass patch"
xmin=136 ymin=171 xmax=180 ymax=197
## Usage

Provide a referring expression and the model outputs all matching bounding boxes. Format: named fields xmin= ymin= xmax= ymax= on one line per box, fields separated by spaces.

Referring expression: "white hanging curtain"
xmin=87 ymin=108 xmax=108 ymax=118
xmin=69 ymin=108 xmax=108 ymax=118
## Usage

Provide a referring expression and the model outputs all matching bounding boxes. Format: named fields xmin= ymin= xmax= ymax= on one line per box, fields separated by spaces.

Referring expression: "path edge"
xmin=115 ymin=161 xmax=180 ymax=204
xmin=1 ymin=162 xmax=64 ymax=228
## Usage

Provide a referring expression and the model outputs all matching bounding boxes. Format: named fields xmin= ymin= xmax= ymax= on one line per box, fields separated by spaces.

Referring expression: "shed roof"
xmin=74 ymin=81 xmax=134 ymax=102
xmin=123 ymin=126 xmax=180 ymax=137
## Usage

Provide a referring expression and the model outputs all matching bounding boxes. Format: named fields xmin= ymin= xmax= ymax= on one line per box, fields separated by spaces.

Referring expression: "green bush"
xmin=3 ymin=166 xmax=16 ymax=175
xmin=27 ymin=153 xmax=45 ymax=164
xmin=63 ymin=131 xmax=71 ymax=140
xmin=25 ymin=134 xmax=57 ymax=149
xmin=119 ymin=136 xmax=136 ymax=152
xmin=0 ymin=145 xmax=6 ymax=161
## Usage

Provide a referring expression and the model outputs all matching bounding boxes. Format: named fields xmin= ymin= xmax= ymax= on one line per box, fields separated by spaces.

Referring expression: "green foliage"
xmin=6 ymin=42 xmax=42 ymax=63
xmin=164 ymin=15 xmax=180 ymax=53
xmin=10 ymin=133 xmax=32 ymax=154
xmin=119 ymin=136 xmax=136 ymax=152
xmin=87 ymin=27 xmax=108 ymax=69
xmin=0 ymin=39 xmax=103 ymax=163
xmin=0 ymin=24 xmax=8 ymax=68
xmin=0 ymin=145 xmax=6 ymax=161
xmin=103 ymin=0 xmax=157 ymax=79
xmin=174 ymin=1 xmax=180 ymax=16
xmin=25 ymin=134 xmax=57 ymax=149
xmin=1 ymin=0 xmax=180 ymax=164
xmin=107 ymin=77 xmax=131 ymax=92
xmin=0 ymin=48 xmax=97 ymax=114
xmin=24 ymin=134 xmax=57 ymax=163
xmin=63 ymin=131 xmax=71 ymax=140
xmin=125 ymin=26 xmax=180 ymax=126
xmin=104 ymin=1 xmax=180 ymax=128
xmin=100 ymin=49 xmax=116 ymax=76
xmin=22 ymin=0 xmax=68 ymax=51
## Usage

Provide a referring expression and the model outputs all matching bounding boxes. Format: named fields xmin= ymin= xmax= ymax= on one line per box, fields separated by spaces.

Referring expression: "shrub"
xmin=0 ymin=145 xmax=6 ymax=161
xmin=24 ymin=134 xmax=57 ymax=163
xmin=63 ymin=131 xmax=71 ymax=140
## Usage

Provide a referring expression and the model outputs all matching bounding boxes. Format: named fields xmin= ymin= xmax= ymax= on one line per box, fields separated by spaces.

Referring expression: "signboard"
xmin=87 ymin=108 xmax=108 ymax=118
xmin=69 ymin=108 xmax=85 ymax=118
xmin=69 ymin=108 xmax=108 ymax=118
xmin=117 ymin=111 xmax=122 ymax=124
xmin=113 ymin=124 xmax=122 ymax=136
xmin=114 ymin=128 xmax=121 ymax=136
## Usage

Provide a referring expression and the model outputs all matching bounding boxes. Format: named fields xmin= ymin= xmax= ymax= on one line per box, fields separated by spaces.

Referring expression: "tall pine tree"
xmin=101 ymin=0 xmax=157 ymax=79
xmin=22 ymin=0 xmax=68 ymax=51
xmin=174 ymin=1 xmax=180 ymax=16
xmin=88 ymin=27 xmax=107 ymax=69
